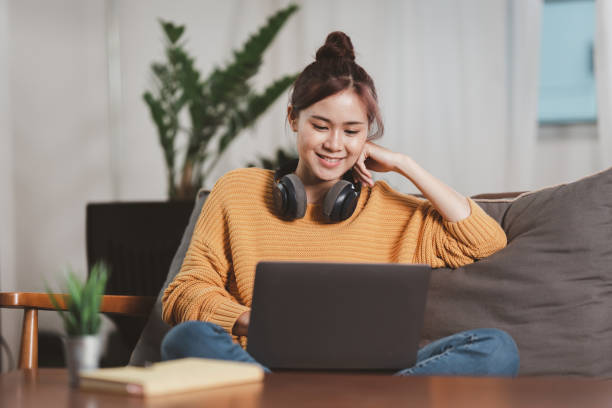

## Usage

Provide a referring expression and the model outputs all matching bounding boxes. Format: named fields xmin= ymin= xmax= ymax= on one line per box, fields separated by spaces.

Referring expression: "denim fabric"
xmin=161 ymin=321 xmax=519 ymax=377
xmin=161 ymin=321 xmax=273 ymax=373
xmin=393 ymin=328 xmax=519 ymax=377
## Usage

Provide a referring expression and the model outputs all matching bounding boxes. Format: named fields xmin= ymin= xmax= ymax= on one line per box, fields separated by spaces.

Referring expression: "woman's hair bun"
xmin=315 ymin=31 xmax=355 ymax=62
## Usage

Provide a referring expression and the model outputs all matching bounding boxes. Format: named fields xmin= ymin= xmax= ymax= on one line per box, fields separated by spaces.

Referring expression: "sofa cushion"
xmin=422 ymin=166 xmax=612 ymax=376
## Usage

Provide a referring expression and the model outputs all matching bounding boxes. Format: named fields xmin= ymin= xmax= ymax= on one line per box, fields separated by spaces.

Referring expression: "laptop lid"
xmin=246 ymin=261 xmax=431 ymax=371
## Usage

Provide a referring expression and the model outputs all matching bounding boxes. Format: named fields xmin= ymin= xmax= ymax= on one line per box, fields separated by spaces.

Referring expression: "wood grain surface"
xmin=0 ymin=292 xmax=155 ymax=316
xmin=1 ymin=369 xmax=611 ymax=408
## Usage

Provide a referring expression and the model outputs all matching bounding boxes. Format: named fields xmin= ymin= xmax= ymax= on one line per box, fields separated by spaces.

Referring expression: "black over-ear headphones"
xmin=273 ymin=159 xmax=361 ymax=222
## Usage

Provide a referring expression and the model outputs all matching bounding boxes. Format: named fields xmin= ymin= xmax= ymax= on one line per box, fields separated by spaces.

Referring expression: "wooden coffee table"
xmin=1 ymin=368 xmax=611 ymax=407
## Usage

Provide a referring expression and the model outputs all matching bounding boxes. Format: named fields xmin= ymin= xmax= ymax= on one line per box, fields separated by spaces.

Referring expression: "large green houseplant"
xmin=144 ymin=4 xmax=300 ymax=200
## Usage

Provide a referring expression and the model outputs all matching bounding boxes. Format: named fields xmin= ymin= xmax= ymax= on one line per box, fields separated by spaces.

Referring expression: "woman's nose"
xmin=323 ymin=129 xmax=342 ymax=151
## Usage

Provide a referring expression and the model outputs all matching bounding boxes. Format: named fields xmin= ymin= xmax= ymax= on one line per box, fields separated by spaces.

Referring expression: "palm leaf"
xmin=160 ymin=20 xmax=185 ymax=45
xmin=205 ymin=4 xmax=298 ymax=106
xmin=144 ymin=4 xmax=299 ymax=200
xmin=217 ymin=74 xmax=298 ymax=157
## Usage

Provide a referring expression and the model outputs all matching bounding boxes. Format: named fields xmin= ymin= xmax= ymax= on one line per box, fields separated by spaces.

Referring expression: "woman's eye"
xmin=313 ymin=124 xmax=328 ymax=131
xmin=345 ymin=130 xmax=359 ymax=135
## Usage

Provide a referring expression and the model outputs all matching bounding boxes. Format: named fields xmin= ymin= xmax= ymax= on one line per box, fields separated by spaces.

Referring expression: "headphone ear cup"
xmin=322 ymin=180 xmax=360 ymax=222
xmin=274 ymin=174 xmax=306 ymax=220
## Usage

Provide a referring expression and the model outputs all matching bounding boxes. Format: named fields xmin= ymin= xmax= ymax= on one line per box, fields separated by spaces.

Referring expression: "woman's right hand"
xmin=232 ymin=311 xmax=250 ymax=336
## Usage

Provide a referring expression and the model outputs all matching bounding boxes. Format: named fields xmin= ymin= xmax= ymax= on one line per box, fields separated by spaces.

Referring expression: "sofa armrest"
xmin=0 ymin=292 xmax=155 ymax=370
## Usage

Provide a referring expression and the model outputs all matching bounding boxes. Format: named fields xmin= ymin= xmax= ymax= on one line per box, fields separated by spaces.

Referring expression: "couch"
xmin=5 ymin=166 xmax=611 ymax=376
xmin=130 ymin=165 xmax=612 ymax=377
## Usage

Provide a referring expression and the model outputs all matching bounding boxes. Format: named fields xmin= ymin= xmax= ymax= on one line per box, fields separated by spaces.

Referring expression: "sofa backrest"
xmin=424 ymin=166 xmax=612 ymax=376
xmin=130 ymin=167 xmax=612 ymax=376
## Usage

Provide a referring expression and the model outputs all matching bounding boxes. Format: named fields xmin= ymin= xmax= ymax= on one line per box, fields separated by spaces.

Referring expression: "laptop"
xmin=246 ymin=261 xmax=431 ymax=371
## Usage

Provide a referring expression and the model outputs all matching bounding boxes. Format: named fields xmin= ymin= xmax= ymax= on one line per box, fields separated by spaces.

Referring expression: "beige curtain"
xmin=504 ymin=0 xmax=542 ymax=192
xmin=596 ymin=0 xmax=612 ymax=168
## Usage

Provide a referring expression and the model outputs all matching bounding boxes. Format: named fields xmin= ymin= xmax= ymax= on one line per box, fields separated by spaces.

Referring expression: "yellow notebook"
xmin=79 ymin=358 xmax=265 ymax=397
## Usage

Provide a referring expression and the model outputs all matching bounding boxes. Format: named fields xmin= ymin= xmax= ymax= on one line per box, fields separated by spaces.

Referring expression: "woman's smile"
xmin=316 ymin=153 xmax=345 ymax=168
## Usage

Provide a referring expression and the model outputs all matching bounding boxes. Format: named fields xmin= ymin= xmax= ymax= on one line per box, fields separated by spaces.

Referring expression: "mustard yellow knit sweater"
xmin=162 ymin=167 xmax=507 ymax=349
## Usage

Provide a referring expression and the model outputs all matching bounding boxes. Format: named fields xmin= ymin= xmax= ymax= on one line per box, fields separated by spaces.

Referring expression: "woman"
xmin=161 ymin=32 xmax=519 ymax=377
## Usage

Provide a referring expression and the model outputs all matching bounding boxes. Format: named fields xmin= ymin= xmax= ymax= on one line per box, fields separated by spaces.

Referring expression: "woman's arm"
xmin=162 ymin=238 xmax=250 ymax=333
xmin=353 ymin=141 xmax=506 ymax=267
xmin=353 ymin=142 xmax=470 ymax=222
xmin=162 ymin=174 xmax=250 ymax=336
xmin=394 ymin=154 xmax=471 ymax=222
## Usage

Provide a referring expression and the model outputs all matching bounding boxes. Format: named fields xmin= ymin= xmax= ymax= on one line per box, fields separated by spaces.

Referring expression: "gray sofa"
xmin=130 ymin=166 xmax=612 ymax=377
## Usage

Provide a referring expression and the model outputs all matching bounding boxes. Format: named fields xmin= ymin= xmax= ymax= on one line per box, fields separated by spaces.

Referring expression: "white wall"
xmin=536 ymin=124 xmax=600 ymax=189
xmin=0 ymin=0 xmax=605 ymax=371
xmin=0 ymin=0 xmax=18 ymax=372
xmin=11 ymin=0 xmax=113 ymax=285
xmin=1 ymin=0 xmax=114 ymax=371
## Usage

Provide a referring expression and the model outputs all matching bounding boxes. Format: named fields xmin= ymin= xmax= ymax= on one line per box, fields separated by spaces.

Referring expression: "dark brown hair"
xmin=288 ymin=31 xmax=384 ymax=140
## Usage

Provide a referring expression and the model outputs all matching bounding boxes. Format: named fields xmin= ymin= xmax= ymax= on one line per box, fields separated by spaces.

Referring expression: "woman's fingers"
xmin=353 ymin=146 xmax=375 ymax=186
xmin=352 ymin=163 xmax=366 ymax=181
xmin=359 ymin=141 xmax=397 ymax=174
xmin=353 ymin=162 xmax=373 ymax=186
xmin=357 ymin=159 xmax=372 ymax=179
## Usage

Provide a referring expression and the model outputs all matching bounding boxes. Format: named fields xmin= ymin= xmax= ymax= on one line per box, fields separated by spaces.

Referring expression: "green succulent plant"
xmin=144 ymin=4 xmax=300 ymax=200
xmin=46 ymin=262 xmax=109 ymax=336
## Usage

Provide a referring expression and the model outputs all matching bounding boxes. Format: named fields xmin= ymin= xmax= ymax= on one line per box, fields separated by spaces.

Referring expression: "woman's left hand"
xmin=352 ymin=141 xmax=401 ymax=187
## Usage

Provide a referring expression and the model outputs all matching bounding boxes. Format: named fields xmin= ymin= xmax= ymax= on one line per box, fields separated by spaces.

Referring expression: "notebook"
xmin=246 ymin=261 xmax=431 ymax=371
xmin=78 ymin=358 xmax=264 ymax=397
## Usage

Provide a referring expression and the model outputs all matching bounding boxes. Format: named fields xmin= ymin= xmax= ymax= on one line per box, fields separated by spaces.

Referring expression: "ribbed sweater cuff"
xmin=442 ymin=197 xmax=505 ymax=249
xmin=207 ymin=300 xmax=251 ymax=336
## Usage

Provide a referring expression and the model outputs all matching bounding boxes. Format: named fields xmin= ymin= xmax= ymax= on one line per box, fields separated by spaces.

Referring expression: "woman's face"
xmin=291 ymin=89 xmax=369 ymax=185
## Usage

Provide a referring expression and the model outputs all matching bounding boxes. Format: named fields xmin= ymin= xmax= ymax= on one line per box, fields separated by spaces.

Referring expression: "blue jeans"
xmin=161 ymin=321 xmax=519 ymax=377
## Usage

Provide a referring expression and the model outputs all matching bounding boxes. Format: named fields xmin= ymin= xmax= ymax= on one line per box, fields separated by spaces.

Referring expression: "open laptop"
xmin=246 ymin=261 xmax=431 ymax=372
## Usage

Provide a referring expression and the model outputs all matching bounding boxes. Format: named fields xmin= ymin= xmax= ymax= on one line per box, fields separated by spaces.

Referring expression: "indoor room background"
xmin=1 ymin=0 xmax=611 ymax=372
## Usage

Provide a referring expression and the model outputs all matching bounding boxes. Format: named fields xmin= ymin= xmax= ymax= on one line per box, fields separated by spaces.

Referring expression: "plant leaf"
xmin=146 ymin=4 xmax=299 ymax=201
xmin=65 ymin=268 xmax=83 ymax=311
xmin=160 ymin=20 xmax=185 ymax=45
xmin=217 ymin=74 xmax=297 ymax=156
xmin=44 ymin=262 xmax=109 ymax=336
xmin=45 ymin=283 xmax=72 ymax=333
xmin=205 ymin=4 xmax=299 ymax=106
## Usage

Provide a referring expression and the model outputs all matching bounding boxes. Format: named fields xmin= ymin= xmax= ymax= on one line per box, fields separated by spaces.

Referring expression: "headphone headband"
xmin=274 ymin=159 xmax=359 ymax=186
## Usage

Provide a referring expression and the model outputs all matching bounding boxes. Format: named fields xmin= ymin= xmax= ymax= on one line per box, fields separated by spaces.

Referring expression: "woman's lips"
xmin=316 ymin=153 xmax=344 ymax=168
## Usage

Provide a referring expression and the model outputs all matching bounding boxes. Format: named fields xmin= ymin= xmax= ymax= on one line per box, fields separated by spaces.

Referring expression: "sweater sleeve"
xmin=412 ymin=197 xmax=507 ymax=268
xmin=161 ymin=176 xmax=250 ymax=336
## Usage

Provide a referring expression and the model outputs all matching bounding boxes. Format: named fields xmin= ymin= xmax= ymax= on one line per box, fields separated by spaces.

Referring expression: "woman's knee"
xmin=161 ymin=321 xmax=231 ymax=361
xmin=470 ymin=328 xmax=520 ymax=377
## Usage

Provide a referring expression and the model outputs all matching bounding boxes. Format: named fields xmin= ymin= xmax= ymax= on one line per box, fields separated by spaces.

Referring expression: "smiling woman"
xmin=287 ymin=32 xmax=384 ymax=203
xmin=286 ymin=32 xmax=383 ymax=204
xmin=290 ymin=90 xmax=370 ymax=204
xmin=160 ymin=30 xmax=518 ymax=378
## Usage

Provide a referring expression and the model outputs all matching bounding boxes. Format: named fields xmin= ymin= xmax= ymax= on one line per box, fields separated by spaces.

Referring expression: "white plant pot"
xmin=63 ymin=334 xmax=102 ymax=387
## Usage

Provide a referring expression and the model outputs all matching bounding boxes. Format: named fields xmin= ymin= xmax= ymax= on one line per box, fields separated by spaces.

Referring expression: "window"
xmin=538 ymin=0 xmax=596 ymax=124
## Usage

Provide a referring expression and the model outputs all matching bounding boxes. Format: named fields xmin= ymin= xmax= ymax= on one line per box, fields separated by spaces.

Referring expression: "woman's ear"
xmin=287 ymin=105 xmax=298 ymax=132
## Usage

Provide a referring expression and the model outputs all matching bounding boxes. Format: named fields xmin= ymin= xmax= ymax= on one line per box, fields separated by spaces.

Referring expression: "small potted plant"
xmin=46 ymin=262 xmax=108 ymax=387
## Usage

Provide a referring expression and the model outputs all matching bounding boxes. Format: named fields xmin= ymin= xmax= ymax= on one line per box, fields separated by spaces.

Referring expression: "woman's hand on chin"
xmin=352 ymin=141 xmax=403 ymax=186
